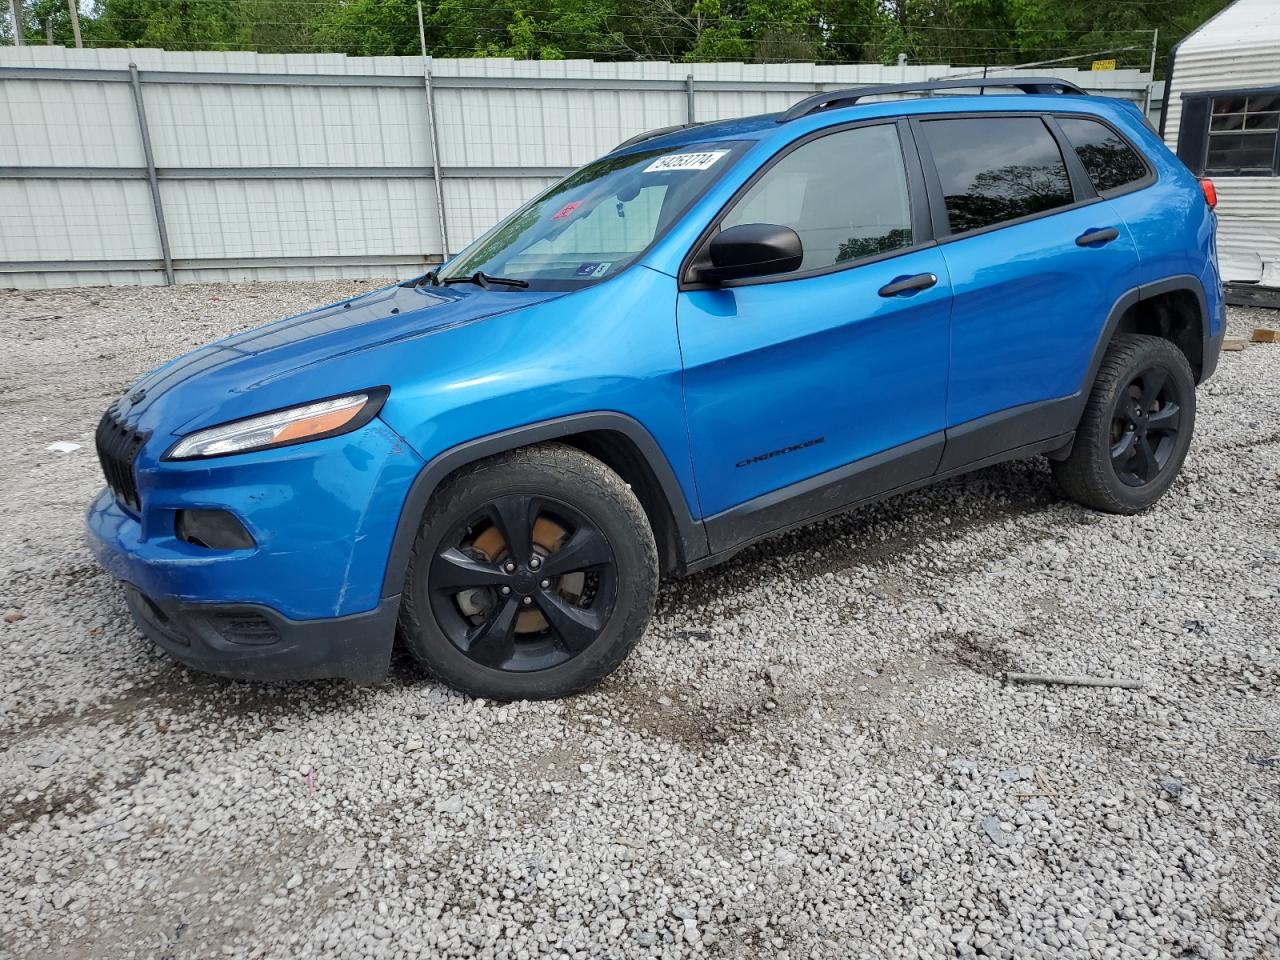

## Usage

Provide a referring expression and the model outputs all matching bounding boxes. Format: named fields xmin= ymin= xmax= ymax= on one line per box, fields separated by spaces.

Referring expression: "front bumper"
xmin=122 ymin=584 xmax=398 ymax=683
xmin=85 ymin=416 xmax=424 ymax=683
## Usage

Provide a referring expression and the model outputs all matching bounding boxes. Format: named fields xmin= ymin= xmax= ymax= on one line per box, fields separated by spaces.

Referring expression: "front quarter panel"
xmin=378 ymin=266 xmax=697 ymax=515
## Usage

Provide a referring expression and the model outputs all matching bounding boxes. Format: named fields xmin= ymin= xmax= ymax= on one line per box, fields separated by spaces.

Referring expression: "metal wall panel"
xmin=1163 ymin=0 xmax=1280 ymax=284
xmin=0 ymin=47 xmax=1157 ymax=289
xmin=161 ymin=177 xmax=442 ymax=259
xmin=1208 ymin=178 xmax=1280 ymax=286
xmin=145 ymin=83 xmax=432 ymax=168
xmin=0 ymin=178 xmax=159 ymax=261
xmin=0 ymin=79 xmax=141 ymax=167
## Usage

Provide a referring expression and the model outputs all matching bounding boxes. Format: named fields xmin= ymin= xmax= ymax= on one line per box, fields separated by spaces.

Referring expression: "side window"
xmin=1057 ymin=117 xmax=1149 ymax=193
xmin=921 ymin=117 xmax=1075 ymax=234
xmin=720 ymin=124 xmax=913 ymax=273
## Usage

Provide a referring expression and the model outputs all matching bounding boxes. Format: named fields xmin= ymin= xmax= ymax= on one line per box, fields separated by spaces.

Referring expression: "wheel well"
xmin=557 ymin=430 xmax=684 ymax=576
xmin=1113 ymin=288 xmax=1204 ymax=379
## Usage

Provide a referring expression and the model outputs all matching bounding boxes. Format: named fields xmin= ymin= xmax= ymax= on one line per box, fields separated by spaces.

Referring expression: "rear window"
xmin=921 ymin=117 xmax=1074 ymax=234
xmin=1057 ymin=117 xmax=1148 ymax=193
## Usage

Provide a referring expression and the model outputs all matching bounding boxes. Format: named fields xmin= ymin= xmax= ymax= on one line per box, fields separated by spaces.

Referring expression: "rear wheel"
xmin=400 ymin=444 xmax=658 ymax=699
xmin=1052 ymin=334 xmax=1196 ymax=514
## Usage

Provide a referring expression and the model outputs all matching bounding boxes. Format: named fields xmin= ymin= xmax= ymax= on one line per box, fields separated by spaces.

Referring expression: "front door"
xmin=676 ymin=121 xmax=953 ymax=552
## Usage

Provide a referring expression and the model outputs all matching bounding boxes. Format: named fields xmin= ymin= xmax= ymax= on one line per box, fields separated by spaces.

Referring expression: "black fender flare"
xmin=379 ymin=412 xmax=709 ymax=599
xmin=1077 ymin=273 xmax=1210 ymax=410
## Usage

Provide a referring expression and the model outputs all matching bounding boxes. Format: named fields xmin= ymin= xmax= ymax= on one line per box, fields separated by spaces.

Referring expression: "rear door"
xmin=913 ymin=114 xmax=1141 ymax=470
xmin=1053 ymin=113 xmax=1168 ymax=282
xmin=676 ymin=121 xmax=953 ymax=548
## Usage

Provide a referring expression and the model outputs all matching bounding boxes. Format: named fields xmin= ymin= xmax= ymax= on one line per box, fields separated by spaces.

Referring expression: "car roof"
xmin=615 ymin=77 xmax=1132 ymax=156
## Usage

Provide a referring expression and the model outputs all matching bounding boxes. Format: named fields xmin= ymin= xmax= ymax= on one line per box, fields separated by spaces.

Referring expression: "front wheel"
xmin=1052 ymin=333 xmax=1196 ymax=514
xmin=399 ymin=444 xmax=658 ymax=699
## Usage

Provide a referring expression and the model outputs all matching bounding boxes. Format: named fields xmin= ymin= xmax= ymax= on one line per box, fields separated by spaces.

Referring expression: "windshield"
xmin=438 ymin=141 xmax=747 ymax=289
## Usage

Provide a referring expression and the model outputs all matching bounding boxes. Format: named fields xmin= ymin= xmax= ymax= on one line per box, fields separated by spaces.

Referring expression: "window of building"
xmin=1205 ymin=93 xmax=1280 ymax=175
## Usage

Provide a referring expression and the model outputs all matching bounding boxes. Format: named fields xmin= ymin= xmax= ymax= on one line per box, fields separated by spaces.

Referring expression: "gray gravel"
xmin=1 ymin=282 xmax=1278 ymax=960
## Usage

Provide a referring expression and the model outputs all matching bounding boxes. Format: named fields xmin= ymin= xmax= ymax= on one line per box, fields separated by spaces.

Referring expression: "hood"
xmin=114 ymin=281 xmax=565 ymax=438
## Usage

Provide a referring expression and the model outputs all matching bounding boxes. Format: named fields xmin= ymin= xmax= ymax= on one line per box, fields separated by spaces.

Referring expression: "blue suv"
xmin=86 ymin=78 xmax=1225 ymax=699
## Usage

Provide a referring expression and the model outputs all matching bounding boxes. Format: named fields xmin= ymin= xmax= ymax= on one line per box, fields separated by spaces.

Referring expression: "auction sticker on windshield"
xmin=551 ymin=200 xmax=584 ymax=220
xmin=643 ymin=150 xmax=728 ymax=174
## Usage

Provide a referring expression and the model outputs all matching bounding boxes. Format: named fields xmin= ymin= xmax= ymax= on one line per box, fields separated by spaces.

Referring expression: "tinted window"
xmin=1205 ymin=93 xmax=1279 ymax=174
xmin=1058 ymin=117 xmax=1148 ymax=192
xmin=721 ymin=124 xmax=913 ymax=273
xmin=922 ymin=117 xmax=1074 ymax=234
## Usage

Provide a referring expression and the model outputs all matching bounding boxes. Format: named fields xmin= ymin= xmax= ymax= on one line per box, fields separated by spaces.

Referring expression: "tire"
xmin=399 ymin=443 xmax=658 ymax=700
xmin=1052 ymin=333 xmax=1196 ymax=514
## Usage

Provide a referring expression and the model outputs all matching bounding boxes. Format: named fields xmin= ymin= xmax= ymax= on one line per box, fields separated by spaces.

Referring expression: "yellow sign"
xmin=1092 ymin=59 xmax=1117 ymax=71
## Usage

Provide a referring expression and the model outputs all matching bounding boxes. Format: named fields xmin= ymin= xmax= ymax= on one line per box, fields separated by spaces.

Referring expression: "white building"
xmin=1162 ymin=0 xmax=1280 ymax=302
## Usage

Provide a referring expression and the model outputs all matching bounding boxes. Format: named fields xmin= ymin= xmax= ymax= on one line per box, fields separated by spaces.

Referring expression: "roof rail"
xmin=615 ymin=121 xmax=711 ymax=151
xmin=777 ymin=76 xmax=1087 ymax=123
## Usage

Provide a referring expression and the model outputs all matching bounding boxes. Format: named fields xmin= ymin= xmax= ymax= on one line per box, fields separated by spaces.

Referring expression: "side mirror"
xmin=699 ymin=222 xmax=803 ymax=283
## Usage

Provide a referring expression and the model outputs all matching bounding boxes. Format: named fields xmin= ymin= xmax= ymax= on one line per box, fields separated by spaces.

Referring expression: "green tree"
xmin=426 ymin=0 xmax=630 ymax=60
xmin=84 ymin=0 xmax=250 ymax=50
xmin=7 ymin=0 xmax=1242 ymax=76
xmin=309 ymin=0 xmax=421 ymax=57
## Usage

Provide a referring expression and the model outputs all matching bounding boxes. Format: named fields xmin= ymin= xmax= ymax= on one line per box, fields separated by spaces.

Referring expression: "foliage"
xmin=837 ymin=227 xmax=912 ymax=263
xmin=6 ymin=0 xmax=1238 ymax=73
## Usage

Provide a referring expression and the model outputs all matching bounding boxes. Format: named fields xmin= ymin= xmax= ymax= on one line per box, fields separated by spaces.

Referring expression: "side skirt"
xmin=938 ymin=395 xmax=1081 ymax=473
xmin=701 ymin=432 xmax=944 ymax=559
xmin=691 ymin=422 xmax=1075 ymax=575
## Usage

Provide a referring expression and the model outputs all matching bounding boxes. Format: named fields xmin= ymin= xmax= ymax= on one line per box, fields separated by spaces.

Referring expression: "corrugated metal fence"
xmin=0 ymin=47 xmax=1157 ymax=289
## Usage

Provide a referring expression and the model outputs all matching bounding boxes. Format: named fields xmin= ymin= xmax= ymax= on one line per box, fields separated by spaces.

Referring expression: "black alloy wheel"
xmin=428 ymin=494 xmax=617 ymax=672
xmin=400 ymin=443 xmax=658 ymax=699
xmin=1108 ymin=365 xmax=1184 ymax=487
xmin=1052 ymin=333 xmax=1196 ymax=515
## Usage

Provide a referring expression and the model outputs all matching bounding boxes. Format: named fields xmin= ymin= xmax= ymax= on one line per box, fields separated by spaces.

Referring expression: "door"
xmin=676 ymin=121 xmax=953 ymax=550
xmin=913 ymin=115 xmax=1142 ymax=470
xmin=1055 ymin=112 xmax=1180 ymax=284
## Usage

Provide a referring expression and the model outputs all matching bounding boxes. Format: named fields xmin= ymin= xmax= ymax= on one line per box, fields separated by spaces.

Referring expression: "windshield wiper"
xmin=441 ymin=271 xmax=530 ymax=289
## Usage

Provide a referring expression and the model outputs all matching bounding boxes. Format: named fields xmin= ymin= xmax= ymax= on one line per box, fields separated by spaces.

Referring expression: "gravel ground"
xmin=1 ymin=282 xmax=1277 ymax=960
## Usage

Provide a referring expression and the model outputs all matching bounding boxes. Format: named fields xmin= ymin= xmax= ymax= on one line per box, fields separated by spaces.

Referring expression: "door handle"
xmin=1076 ymin=227 xmax=1119 ymax=247
xmin=878 ymin=272 xmax=938 ymax=297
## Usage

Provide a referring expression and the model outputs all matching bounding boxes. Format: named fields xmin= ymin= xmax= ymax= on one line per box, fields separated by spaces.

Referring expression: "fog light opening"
xmin=175 ymin=509 xmax=256 ymax=550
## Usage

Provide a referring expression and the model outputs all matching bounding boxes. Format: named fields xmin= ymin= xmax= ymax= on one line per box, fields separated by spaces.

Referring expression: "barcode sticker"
xmin=643 ymin=150 xmax=728 ymax=174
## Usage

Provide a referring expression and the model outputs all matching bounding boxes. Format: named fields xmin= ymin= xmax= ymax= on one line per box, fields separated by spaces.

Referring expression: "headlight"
xmin=165 ymin=388 xmax=388 ymax=460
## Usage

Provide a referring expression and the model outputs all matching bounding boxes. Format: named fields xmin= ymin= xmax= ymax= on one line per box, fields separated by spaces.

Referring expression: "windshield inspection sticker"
xmin=643 ymin=150 xmax=728 ymax=174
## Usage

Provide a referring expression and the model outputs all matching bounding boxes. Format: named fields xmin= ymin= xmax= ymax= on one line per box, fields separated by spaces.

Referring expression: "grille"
xmin=95 ymin=404 xmax=148 ymax=512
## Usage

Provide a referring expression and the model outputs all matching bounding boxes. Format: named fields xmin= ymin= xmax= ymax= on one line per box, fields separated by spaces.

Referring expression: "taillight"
xmin=1200 ymin=178 xmax=1218 ymax=209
